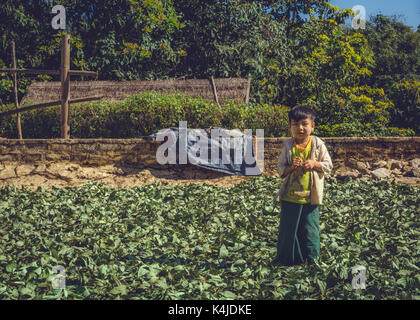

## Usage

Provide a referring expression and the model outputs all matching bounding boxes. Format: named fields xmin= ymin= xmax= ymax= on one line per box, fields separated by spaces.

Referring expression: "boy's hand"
xmin=292 ymin=157 xmax=303 ymax=168
xmin=303 ymin=160 xmax=317 ymax=170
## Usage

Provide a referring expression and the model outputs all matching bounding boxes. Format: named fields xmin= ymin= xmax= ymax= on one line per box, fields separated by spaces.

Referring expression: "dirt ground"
xmin=0 ymin=162 xmax=419 ymax=191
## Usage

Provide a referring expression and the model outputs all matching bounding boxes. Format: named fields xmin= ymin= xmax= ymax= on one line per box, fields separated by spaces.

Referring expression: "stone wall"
xmin=264 ymin=137 xmax=420 ymax=174
xmin=0 ymin=139 xmax=162 ymax=168
xmin=0 ymin=137 xmax=419 ymax=175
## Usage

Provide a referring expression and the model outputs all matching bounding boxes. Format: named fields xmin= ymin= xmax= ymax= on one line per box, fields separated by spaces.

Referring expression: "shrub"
xmin=304 ymin=85 xmax=414 ymax=137
xmin=0 ymin=91 xmax=288 ymax=138
xmin=244 ymin=103 xmax=289 ymax=137
xmin=0 ymin=90 xmax=413 ymax=139
xmin=220 ymin=101 xmax=248 ymax=130
xmin=314 ymin=121 xmax=415 ymax=137
xmin=388 ymin=80 xmax=420 ymax=135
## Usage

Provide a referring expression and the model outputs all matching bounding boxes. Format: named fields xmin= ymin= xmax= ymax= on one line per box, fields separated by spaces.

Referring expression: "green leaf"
xmin=100 ymin=265 xmax=108 ymax=276
xmin=219 ymin=244 xmax=229 ymax=259
xmin=19 ymin=287 xmax=33 ymax=296
xmin=110 ymin=285 xmax=128 ymax=295
xmin=16 ymin=241 xmax=24 ymax=247
xmin=6 ymin=263 xmax=16 ymax=273
xmin=0 ymin=176 xmax=418 ymax=300
xmin=222 ymin=290 xmax=236 ymax=299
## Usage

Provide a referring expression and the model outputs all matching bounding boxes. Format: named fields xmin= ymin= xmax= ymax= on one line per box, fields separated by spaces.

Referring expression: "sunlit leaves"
xmin=0 ymin=177 xmax=418 ymax=299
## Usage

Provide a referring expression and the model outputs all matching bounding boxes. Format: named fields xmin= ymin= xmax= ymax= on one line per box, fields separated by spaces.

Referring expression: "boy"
xmin=273 ymin=105 xmax=333 ymax=266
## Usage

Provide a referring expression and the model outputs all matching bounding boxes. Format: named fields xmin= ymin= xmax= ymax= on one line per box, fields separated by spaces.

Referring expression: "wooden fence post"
xmin=210 ymin=76 xmax=221 ymax=108
xmin=0 ymin=38 xmax=99 ymax=139
xmin=245 ymin=78 xmax=251 ymax=104
xmin=60 ymin=34 xmax=70 ymax=139
xmin=11 ymin=41 xmax=23 ymax=140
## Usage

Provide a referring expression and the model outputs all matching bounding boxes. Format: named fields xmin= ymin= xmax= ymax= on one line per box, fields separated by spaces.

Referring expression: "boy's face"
xmin=290 ymin=117 xmax=315 ymax=140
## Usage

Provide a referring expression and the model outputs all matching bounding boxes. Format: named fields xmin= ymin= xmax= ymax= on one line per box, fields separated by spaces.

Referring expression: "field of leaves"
xmin=0 ymin=177 xmax=418 ymax=300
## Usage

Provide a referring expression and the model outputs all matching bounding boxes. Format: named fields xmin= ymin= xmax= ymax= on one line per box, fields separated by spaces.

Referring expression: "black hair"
xmin=288 ymin=105 xmax=316 ymax=123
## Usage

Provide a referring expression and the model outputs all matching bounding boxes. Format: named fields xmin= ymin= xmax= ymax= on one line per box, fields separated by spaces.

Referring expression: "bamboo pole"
xmin=68 ymin=70 xmax=97 ymax=77
xmin=0 ymin=68 xmax=60 ymax=75
xmin=0 ymin=96 xmax=103 ymax=118
xmin=11 ymin=41 xmax=23 ymax=139
xmin=245 ymin=78 xmax=251 ymax=104
xmin=210 ymin=76 xmax=221 ymax=108
xmin=0 ymin=69 xmax=97 ymax=77
xmin=60 ymin=34 xmax=70 ymax=139
xmin=0 ymin=36 xmax=99 ymax=139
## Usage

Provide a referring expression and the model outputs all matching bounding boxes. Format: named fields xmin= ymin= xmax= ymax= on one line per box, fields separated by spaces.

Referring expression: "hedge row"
xmin=0 ymin=91 xmax=290 ymax=139
xmin=0 ymin=91 xmax=414 ymax=139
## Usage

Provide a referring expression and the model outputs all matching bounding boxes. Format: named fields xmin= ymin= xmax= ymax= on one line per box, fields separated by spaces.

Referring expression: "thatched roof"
xmin=22 ymin=78 xmax=250 ymax=105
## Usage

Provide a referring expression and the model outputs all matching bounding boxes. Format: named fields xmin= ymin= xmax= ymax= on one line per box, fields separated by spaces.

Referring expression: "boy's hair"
xmin=288 ymin=105 xmax=316 ymax=123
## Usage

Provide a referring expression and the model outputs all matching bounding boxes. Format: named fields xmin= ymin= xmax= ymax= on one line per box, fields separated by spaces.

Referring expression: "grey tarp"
xmin=146 ymin=127 xmax=261 ymax=176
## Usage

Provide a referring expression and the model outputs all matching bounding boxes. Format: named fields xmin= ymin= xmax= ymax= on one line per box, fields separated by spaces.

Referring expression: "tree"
xmin=0 ymin=0 xmax=184 ymax=81
xmin=172 ymin=1 xmax=290 ymax=77
xmin=346 ymin=14 xmax=420 ymax=134
xmin=360 ymin=14 xmax=420 ymax=91
xmin=388 ymin=79 xmax=420 ymax=134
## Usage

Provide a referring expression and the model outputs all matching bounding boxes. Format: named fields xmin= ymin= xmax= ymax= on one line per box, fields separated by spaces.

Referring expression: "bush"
xmin=221 ymin=102 xmax=290 ymax=137
xmin=308 ymin=83 xmax=417 ymax=137
xmin=314 ymin=121 xmax=415 ymax=137
xmin=304 ymin=85 xmax=417 ymax=137
xmin=0 ymin=91 xmax=289 ymax=138
xmin=0 ymin=58 xmax=34 ymax=105
xmin=388 ymin=80 xmax=420 ymax=135
xmin=245 ymin=103 xmax=289 ymax=137
xmin=0 ymin=90 xmax=414 ymax=139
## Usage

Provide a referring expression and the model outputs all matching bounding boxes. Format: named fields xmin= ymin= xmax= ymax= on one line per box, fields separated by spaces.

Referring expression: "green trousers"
xmin=275 ymin=200 xmax=320 ymax=266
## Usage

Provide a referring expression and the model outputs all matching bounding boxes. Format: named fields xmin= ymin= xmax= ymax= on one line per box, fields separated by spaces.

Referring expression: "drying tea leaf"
xmin=0 ymin=178 xmax=417 ymax=300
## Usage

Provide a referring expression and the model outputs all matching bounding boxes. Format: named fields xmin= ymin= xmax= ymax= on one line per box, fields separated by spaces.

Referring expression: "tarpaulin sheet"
xmin=146 ymin=127 xmax=261 ymax=176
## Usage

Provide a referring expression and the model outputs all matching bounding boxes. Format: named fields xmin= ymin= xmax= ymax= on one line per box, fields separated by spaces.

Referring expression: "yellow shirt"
xmin=281 ymin=137 xmax=312 ymax=204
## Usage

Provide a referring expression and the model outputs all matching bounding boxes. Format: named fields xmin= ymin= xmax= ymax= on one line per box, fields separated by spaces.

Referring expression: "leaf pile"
xmin=0 ymin=177 xmax=418 ymax=300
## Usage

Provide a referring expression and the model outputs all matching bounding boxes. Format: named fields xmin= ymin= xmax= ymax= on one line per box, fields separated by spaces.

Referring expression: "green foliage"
xmin=1 ymin=2 xmax=418 ymax=135
xmin=314 ymin=121 xmax=415 ymax=137
xmin=388 ymin=80 xmax=420 ymax=135
xmin=339 ymin=86 xmax=392 ymax=125
xmin=173 ymin=1 xmax=291 ymax=82
xmin=244 ymin=103 xmax=290 ymax=137
xmin=0 ymin=177 xmax=418 ymax=299
xmin=347 ymin=14 xmax=420 ymax=134
xmin=359 ymin=14 xmax=420 ymax=92
xmin=0 ymin=91 xmax=289 ymax=138
xmin=0 ymin=0 xmax=184 ymax=81
xmin=0 ymin=58 xmax=32 ymax=105
xmin=0 ymin=78 xmax=13 ymax=105
xmin=0 ymin=88 xmax=412 ymax=138
xmin=309 ymin=85 xmax=415 ymax=137
xmin=262 ymin=3 xmax=368 ymax=105
xmin=221 ymin=101 xmax=289 ymax=137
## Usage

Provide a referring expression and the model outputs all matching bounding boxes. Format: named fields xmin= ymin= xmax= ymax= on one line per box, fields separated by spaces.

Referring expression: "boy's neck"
xmin=294 ymin=135 xmax=311 ymax=145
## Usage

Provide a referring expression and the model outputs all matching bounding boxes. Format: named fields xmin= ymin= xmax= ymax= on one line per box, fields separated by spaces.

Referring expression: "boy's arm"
xmin=278 ymin=145 xmax=300 ymax=178
xmin=304 ymin=144 xmax=333 ymax=174
xmin=318 ymin=143 xmax=333 ymax=174
xmin=277 ymin=146 xmax=290 ymax=178
xmin=281 ymin=164 xmax=296 ymax=178
xmin=307 ymin=160 xmax=323 ymax=173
